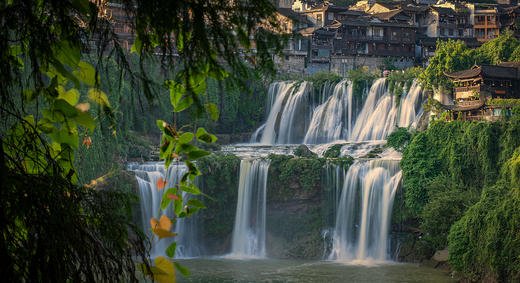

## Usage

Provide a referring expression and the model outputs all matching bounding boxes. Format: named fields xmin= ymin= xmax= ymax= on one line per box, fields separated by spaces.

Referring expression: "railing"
xmin=455 ymin=85 xmax=482 ymax=93
xmin=456 ymin=99 xmax=482 ymax=106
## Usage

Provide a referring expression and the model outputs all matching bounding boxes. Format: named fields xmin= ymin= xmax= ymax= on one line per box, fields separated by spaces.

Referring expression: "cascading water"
xmin=129 ymin=162 xmax=203 ymax=258
xmin=253 ymin=81 xmax=312 ymax=144
xmin=229 ymin=158 xmax=270 ymax=258
xmin=397 ymin=80 xmax=424 ymax=128
xmin=328 ymin=160 xmax=402 ymax=262
xmin=304 ymin=80 xmax=353 ymax=144
xmin=253 ymin=78 xmax=424 ymax=144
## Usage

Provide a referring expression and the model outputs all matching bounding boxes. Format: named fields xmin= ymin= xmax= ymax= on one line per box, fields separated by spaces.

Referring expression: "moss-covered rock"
xmin=294 ymin=144 xmax=317 ymax=158
xmin=323 ymin=144 xmax=344 ymax=158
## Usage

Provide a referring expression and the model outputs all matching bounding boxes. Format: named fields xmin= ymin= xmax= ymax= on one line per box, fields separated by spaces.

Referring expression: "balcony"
xmin=455 ymin=85 xmax=482 ymax=93
xmin=456 ymin=99 xmax=483 ymax=107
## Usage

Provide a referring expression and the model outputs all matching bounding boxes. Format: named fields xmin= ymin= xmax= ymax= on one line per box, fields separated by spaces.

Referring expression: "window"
xmin=458 ymin=29 xmax=463 ymax=37
xmin=449 ymin=29 xmax=454 ymax=36
xmin=316 ymin=14 xmax=322 ymax=26
xmin=391 ymin=31 xmax=398 ymax=40
xmin=440 ymin=28 xmax=444 ymax=36
xmin=328 ymin=12 xmax=334 ymax=21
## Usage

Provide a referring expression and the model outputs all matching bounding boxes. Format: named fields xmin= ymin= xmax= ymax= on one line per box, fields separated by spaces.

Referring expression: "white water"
xmin=129 ymin=162 xmax=203 ymax=258
xmin=328 ymin=160 xmax=401 ymax=262
xmin=253 ymin=78 xmax=424 ymax=144
xmin=229 ymin=158 xmax=270 ymax=258
xmin=255 ymin=81 xmax=312 ymax=144
xmin=304 ymin=80 xmax=353 ymax=144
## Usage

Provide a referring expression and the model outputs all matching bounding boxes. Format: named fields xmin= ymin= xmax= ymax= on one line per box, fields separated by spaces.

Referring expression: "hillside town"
xmin=100 ymin=0 xmax=520 ymax=75
xmin=274 ymin=0 xmax=520 ymax=74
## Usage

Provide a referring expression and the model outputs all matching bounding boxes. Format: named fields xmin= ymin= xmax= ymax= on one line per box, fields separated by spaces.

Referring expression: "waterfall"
xmin=350 ymin=79 xmax=424 ymax=141
xmin=304 ymin=80 xmax=353 ymax=144
xmin=397 ymin=80 xmax=424 ymax=128
xmin=129 ymin=162 xmax=203 ymax=258
xmin=253 ymin=78 xmax=424 ymax=144
xmin=350 ymin=78 xmax=396 ymax=141
xmin=229 ymin=158 xmax=270 ymax=258
xmin=257 ymin=81 xmax=312 ymax=144
xmin=328 ymin=160 xmax=402 ymax=262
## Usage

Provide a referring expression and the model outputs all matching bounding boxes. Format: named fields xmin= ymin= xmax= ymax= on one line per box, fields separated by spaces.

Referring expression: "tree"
xmin=1 ymin=0 xmax=284 ymax=281
xmin=418 ymin=39 xmax=474 ymax=91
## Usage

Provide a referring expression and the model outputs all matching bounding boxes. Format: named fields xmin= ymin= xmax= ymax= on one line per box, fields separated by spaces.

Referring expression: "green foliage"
xmin=294 ymin=144 xmax=318 ymax=158
xmin=323 ymin=144 xmax=344 ymax=158
xmin=386 ymin=67 xmax=423 ymax=104
xmin=361 ymin=147 xmax=384 ymax=158
xmin=473 ymin=30 xmax=520 ymax=65
xmin=386 ymin=127 xmax=412 ymax=152
xmin=420 ymin=176 xmax=475 ymax=250
xmin=418 ymin=39 xmax=474 ymax=91
xmin=401 ymin=115 xmax=520 ymax=281
xmin=327 ymin=155 xmax=354 ymax=170
xmin=182 ymin=74 xmax=269 ymax=134
xmin=346 ymin=66 xmax=378 ymax=97
xmin=486 ymin=98 xmax=520 ymax=106
xmin=304 ymin=70 xmax=343 ymax=92
xmin=197 ymin=153 xmax=241 ymax=239
xmin=268 ymin=154 xmax=326 ymax=199
xmin=448 ymin=183 xmax=520 ymax=282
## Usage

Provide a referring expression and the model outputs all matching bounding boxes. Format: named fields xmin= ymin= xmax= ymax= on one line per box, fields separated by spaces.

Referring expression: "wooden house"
xmin=444 ymin=62 xmax=520 ymax=121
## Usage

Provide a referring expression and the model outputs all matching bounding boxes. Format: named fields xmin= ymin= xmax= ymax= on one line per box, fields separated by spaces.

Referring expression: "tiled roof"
xmin=444 ymin=64 xmax=519 ymax=79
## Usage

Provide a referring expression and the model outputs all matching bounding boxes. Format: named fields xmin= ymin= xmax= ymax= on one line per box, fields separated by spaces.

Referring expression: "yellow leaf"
xmin=150 ymin=215 xmax=178 ymax=239
xmin=88 ymin=88 xmax=111 ymax=107
xmin=138 ymin=256 xmax=176 ymax=283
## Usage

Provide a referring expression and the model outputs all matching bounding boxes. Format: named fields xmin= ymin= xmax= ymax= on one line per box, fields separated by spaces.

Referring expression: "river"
xmin=176 ymin=258 xmax=455 ymax=282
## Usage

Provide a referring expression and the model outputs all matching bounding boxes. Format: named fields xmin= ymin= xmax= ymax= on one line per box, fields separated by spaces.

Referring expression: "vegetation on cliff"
xmin=396 ymin=108 xmax=520 ymax=281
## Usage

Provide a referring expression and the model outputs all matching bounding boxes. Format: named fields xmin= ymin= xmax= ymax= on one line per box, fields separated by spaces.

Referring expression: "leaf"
xmin=140 ymin=256 xmax=176 ymax=283
xmin=157 ymin=120 xmax=167 ymax=130
xmin=150 ymin=215 xmax=178 ymax=240
xmin=188 ymin=150 xmax=210 ymax=160
xmin=55 ymin=40 xmax=81 ymax=69
xmin=187 ymin=199 xmax=206 ymax=209
xmin=180 ymin=185 xmax=200 ymax=195
xmin=205 ymin=103 xmax=219 ymax=121
xmin=178 ymin=132 xmax=194 ymax=144
xmin=88 ymin=88 xmax=111 ymax=107
xmin=74 ymin=111 xmax=95 ymax=131
xmin=168 ymin=194 xmax=180 ymax=201
xmin=175 ymin=143 xmax=197 ymax=154
xmin=54 ymin=99 xmax=79 ymax=118
xmin=167 ymin=81 xmax=186 ymax=108
xmin=131 ymin=36 xmax=143 ymax=54
xmin=82 ymin=137 xmax=92 ymax=148
xmin=160 ymin=195 xmax=172 ymax=210
xmin=173 ymin=96 xmax=193 ymax=112
xmin=160 ymin=138 xmax=174 ymax=160
xmin=50 ymin=127 xmax=79 ymax=148
xmin=73 ymin=61 xmax=97 ymax=86
xmin=156 ymin=177 xmax=168 ymax=190
xmin=166 ymin=242 xmax=177 ymax=258
xmin=174 ymin=262 xmax=191 ymax=277
xmin=37 ymin=118 xmax=56 ymax=133
xmin=196 ymin=127 xmax=217 ymax=143
xmin=57 ymin=86 xmax=80 ymax=105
